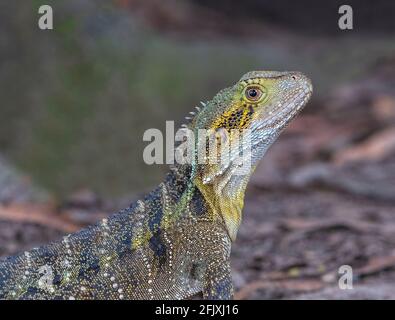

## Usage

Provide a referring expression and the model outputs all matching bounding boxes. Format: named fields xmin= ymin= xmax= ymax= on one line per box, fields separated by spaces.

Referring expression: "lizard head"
xmin=189 ymin=71 xmax=313 ymax=240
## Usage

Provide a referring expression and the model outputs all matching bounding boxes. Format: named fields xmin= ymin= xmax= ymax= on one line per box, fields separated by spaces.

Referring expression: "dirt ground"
xmin=1 ymin=59 xmax=395 ymax=299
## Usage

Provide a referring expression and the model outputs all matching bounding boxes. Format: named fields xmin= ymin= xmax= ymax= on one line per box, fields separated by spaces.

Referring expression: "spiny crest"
xmin=181 ymin=101 xmax=207 ymax=128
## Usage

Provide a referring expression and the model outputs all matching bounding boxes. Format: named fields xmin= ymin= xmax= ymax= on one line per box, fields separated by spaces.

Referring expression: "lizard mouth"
xmin=255 ymin=91 xmax=311 ymax=130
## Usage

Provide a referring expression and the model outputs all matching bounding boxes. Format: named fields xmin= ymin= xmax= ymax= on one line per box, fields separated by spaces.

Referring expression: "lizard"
xmin=0 ymin=70 xmax=312 ymax=300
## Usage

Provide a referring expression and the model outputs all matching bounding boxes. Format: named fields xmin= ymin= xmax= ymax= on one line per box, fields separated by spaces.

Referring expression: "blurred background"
xmin=1 ymin=0 xmax=395 ymax=299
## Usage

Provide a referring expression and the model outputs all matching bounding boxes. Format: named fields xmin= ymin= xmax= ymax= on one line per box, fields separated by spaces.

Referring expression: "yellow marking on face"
xmin=210 ymin=104 xmax=246 ymax=130
xmin=210 ymin=78 xmax=274 ymax=131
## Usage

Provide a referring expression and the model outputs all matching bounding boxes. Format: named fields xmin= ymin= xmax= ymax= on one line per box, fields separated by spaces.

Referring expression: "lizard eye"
xmin=244 ymin=86 xmax=265 ymax=102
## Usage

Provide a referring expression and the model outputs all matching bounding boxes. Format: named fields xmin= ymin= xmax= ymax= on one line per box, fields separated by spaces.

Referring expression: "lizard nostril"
xmin=291 ymin=75 xmax=297 ymax=80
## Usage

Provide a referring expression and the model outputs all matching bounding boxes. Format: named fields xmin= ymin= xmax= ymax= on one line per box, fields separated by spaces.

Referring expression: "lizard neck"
xmin=194 ymin=167 xmax=256 ymax=241
xmin=130 ymin=164 xmax=201 ymax=249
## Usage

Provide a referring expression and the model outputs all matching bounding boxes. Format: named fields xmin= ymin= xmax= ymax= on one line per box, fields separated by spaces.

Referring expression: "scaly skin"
xmin=0 ymin=71 xmax=312 ymax=300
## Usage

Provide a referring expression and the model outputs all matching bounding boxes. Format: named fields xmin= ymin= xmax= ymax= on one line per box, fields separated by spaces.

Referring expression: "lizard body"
xmin=0 ymin=71 xmax=312 ymax=299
